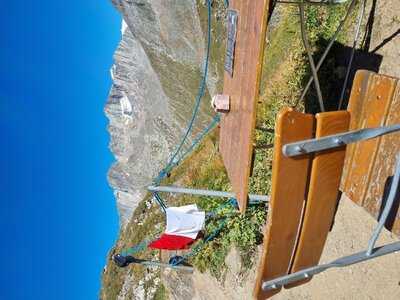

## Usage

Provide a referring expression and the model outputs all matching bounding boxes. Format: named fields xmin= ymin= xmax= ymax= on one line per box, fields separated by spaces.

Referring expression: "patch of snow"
xmin=121 ymin=19 xmax=128 ymax=35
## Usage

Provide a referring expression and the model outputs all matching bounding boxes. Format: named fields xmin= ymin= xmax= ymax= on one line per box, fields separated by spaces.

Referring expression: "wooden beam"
xmin=219 ymin=0 xmax=270 ymax=212
xmin=253 ymin=108 xmax=314 ymax=300
xmin=286 ymin=111 xmax=350 ymax=288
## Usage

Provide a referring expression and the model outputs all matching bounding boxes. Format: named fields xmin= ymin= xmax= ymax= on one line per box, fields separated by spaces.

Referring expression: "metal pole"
xmin=338 ymin=0 xmax=367 ymax=109
xmin=262 ymin=241 xmax=400 ymax=290
xmin=299 ymin=2 xmax=325 ymax=112
xmin=147 ymin=185 xmax=269 ymax=203
xmin=366 ymin=155 xmax=400 ymax=255
xmin=297 ymin=0 xmax=356 ymax=107
xmin=138 ymin=260 xmax=194 ymax=272
xmin=283 ymin=123 xmax=400 ymax=157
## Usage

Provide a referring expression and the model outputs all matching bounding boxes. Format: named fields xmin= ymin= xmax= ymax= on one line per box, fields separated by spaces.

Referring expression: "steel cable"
xmin=338 ymin=0 xmax=367 ymax=109
xmin=295 ymin=0 xmax=357 ymax=108
xmin=299 ymin=1 xmax=326 ymax=112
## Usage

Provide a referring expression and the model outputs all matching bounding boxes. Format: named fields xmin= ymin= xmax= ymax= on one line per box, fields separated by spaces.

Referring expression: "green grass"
xmin=251 ymin=2 xmax=359 ymax=194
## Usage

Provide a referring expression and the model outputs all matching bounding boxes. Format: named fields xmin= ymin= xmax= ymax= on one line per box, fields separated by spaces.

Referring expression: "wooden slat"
xmin=343 ymin=72 xmax=396 ymax=205
xmin=363 ymin=80 xmax=400 ymax=235
xmin=219 ymin=0 xmax=270 ymax=212
xmin=287 ymin=111 xmax=350 ymax=288
xmin=340 ymin=70 xmax=373 ymax=190
xmin=253 ymin=108 xmax=314 ymax=300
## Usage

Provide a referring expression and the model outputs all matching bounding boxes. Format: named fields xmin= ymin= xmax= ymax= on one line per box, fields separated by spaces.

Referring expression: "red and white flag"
xmin=149 ymin=204 xmax=205 ymax=250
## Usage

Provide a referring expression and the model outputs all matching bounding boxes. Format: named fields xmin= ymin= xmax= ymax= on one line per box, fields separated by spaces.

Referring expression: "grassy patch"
xmin=100 ymin=196 xmax=165 ymax=299
xmin=251 ymin=2 xmax=358 ymax=194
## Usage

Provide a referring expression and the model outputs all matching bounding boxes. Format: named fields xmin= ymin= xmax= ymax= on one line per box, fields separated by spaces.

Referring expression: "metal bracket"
xmin=224 ymin=9 xmax=238 ymax=76
xmin=283 ymin=123 xmax=400 ymax=157
xmin=366 ymin=154 xmax=400 ymax=255
xmin=262 ymin=154 xmax=400 ymax=291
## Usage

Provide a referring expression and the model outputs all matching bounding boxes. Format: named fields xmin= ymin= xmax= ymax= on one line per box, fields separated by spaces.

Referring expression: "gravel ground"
xmin=275 ymin=195 xmax=400 ymax=300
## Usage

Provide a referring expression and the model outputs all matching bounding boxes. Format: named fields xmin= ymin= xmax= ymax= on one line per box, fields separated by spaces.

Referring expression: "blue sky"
xmin=1 ymin=1 xmax=121 ymax=299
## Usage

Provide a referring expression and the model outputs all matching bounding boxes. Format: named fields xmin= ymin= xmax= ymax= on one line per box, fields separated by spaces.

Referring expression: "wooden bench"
xmin=254 ymin=70 xmax=400 ymax=299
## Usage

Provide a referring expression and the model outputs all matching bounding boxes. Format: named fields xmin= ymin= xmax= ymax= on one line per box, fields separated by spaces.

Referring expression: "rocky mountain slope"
xmin=105 ymin=0 xmax=223 ymax=226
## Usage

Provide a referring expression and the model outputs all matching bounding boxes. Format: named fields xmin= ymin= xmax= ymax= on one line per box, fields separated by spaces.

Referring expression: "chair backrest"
xmin=254 ymin=70 xmax=400 ymax=299
xmin=254 ymin=108 xmax=350 ymax=299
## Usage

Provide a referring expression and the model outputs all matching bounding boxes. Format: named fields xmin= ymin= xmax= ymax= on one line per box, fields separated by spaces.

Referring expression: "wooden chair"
xmin=253 ymin=70 xmax=400 ymax=299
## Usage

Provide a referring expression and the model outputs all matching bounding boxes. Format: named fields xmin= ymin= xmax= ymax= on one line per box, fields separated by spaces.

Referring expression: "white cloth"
xmin=165 ymin=204 xmax=205 ymax=239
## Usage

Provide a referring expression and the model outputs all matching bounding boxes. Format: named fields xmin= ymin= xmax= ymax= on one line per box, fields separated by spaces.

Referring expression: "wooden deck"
xmin=342 ymin=70 xmax=400 ymax=236
xmin=219 ymin=0 xmax=270 ymax=212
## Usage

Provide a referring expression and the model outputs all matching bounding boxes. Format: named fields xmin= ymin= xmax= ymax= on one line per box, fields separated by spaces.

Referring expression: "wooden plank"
xmin=340 ymin=70 xmax=373 ymax=190
xmin=287 ymin=111 xmax=350 ymax=288
xmin=219 ymin=0 xmax=270 ymax=212
xmin=343 ymin=72 xmax=396 ymax=205
xmin=363 ymin=80 xmax=400 ymax=236
xmin=253 ymin=108 xmax=314 ymax=300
